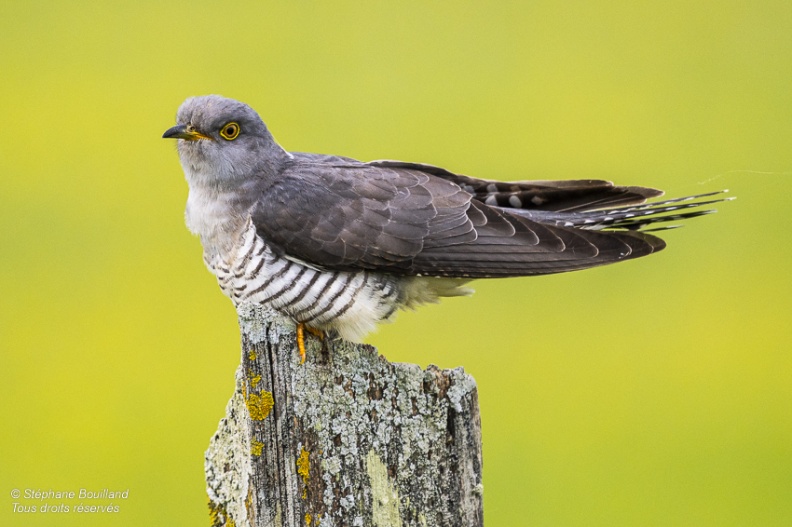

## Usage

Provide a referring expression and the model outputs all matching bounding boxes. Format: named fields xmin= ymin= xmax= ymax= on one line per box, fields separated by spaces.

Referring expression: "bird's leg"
xmin=296 ymin=323 xmax=307 ymax=364
xmin=296 ymin=322 xmax=325 ymax=364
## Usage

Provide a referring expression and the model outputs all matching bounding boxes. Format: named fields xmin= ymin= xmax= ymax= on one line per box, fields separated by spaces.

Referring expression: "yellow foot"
xmin=296 ymin=323 xmax=324 ymax=364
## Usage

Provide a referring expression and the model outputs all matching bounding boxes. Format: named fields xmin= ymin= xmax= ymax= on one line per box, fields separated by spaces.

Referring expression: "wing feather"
xmin=369 ymin=159 xmax=663 ymax=211
xmin=250 ymin=158 xmax=664 ymax=278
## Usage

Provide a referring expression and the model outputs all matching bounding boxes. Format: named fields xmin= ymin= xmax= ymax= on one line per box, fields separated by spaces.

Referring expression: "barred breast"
xmin=205 ymin=219 xmax=472 ymax=342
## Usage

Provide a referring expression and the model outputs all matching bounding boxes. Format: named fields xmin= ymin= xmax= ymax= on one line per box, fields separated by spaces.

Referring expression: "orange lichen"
xmin=250 ymin=374 xmax=262 ymax=388
xmin=296 ymin=447 xmax=310 ymax=499
xmin=246 ymin=391 xmax=274 ymax=421
xmin=248 ymin=350 xmax=257 ymax=361
xmin=305 ymin=513 xmax=312 ymax=525
xmin=250 ymin=440 xmax=264 ymax=456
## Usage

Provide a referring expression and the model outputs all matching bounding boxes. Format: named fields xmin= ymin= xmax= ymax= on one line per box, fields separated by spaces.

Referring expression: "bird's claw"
xmin=296 ymin=323 xmax=324 ymax=364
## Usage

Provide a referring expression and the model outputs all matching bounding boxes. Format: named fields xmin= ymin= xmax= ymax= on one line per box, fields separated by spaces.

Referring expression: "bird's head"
xmin=163 ymin=95 xmax=289 ymax=188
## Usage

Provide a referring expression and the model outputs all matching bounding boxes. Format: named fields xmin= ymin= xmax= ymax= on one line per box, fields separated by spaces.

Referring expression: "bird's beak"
xmin=162 ymin=124 xmax=211 ymax=141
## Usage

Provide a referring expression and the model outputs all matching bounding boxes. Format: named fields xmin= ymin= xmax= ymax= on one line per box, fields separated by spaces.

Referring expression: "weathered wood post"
xmin=205 ymin=304 xmax=484 ymax=527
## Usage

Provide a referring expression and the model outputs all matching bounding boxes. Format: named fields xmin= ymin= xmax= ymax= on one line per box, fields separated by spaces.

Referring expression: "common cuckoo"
xmin=163 ymin=95 xmax=727 ymax=361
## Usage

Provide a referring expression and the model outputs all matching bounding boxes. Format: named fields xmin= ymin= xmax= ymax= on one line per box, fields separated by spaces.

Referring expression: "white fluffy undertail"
xmin=401 ymin=277 xmax=474 ymax=309
xmin=330 ymin=276 xmax=473 ymax=343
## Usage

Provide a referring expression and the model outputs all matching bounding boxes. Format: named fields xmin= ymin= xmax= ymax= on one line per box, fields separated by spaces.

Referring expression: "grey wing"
xmin=252 ymin=159 xmax=665 ymax=278
xmin=368 ymin=160 xmax=663 ymax=212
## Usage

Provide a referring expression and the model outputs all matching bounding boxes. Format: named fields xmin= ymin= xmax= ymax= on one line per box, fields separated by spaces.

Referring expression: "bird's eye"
xmin=220 ymin=122 xmax=240 ymax=140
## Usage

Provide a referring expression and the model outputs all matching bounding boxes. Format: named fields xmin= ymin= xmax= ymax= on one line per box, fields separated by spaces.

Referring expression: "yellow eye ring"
xmin=220 ymin=122 xmax=240 ymax=140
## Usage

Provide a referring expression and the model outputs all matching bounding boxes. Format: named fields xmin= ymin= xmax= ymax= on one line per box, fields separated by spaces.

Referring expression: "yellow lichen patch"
xmin=208 ymin=499 xmax=230 ymax=527
xmin=248 ymin=350 xmax=257 ymax=361
xmin=251 ymin=440 xmax=264 ymax=456
xmin=250 ymin=374 xmax=262 ymax=388
xmin=305 ymin=512 xmax=312 ymax=525
xmin=296 ymin=446 xmax=310 ymax=499
xmin=208 ymin=499 xmax=220 ymax=527
xmin=246 ymin=391 xmax=274 ymax=421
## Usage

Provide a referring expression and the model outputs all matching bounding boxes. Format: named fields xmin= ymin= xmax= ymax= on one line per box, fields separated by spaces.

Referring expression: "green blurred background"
xmin=1 ymin=1 xmax=790 ymax=525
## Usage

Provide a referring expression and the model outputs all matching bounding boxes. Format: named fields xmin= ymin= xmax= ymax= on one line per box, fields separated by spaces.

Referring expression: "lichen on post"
xmin=205 ymin=304 xmax=484 ymax=527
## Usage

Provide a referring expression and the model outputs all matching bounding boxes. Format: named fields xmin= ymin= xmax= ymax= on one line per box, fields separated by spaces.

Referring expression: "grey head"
xmin=163 ymin=95 xmax=291 ymax=188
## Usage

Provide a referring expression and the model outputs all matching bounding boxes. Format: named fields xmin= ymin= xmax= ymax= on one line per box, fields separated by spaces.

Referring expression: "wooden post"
xmin=205 ymin=304 xmax=484 ymax=527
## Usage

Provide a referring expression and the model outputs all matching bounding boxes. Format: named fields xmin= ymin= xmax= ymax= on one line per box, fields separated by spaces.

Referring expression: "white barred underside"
xmin=204 ymin=220 xmax=470 ymax=342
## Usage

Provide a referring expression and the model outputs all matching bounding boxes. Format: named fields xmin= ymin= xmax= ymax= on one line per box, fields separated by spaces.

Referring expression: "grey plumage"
xmin=164 ymin=95 xmax=728 ymax=341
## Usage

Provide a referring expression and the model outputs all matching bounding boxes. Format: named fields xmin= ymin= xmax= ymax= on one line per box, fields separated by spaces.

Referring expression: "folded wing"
xmin=251 ymin=157 xmax=674 ymax=278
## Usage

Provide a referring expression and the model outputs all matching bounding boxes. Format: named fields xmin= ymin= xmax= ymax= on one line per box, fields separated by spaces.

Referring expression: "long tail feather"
xmin=508 ymin=190 xmax=733 ymax=232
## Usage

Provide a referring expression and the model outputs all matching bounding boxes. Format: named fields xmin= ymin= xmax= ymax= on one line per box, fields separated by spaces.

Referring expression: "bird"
xmin=163 ymin=95 xmax=729 ymax=362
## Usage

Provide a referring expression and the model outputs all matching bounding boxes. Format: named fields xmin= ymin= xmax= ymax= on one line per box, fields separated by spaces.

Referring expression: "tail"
xmin=512 ymin=190 xmax=733 ymax=232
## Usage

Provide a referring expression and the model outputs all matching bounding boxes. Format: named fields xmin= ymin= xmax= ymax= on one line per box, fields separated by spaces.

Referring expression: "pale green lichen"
xmin=237 ymin=302 xmax=285 ymax=345
xmin=446 ymin=369 xmax=477 ymax=412
xmin=366 ymin=449 xmax=403 ymax=527
xmin=205 ymin=366 xmax=252 ymax=527
xmin=321 ymin=456 xmax=341 ymax=476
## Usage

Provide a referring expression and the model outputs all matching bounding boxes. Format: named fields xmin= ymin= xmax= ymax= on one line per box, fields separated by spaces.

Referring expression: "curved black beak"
xmin=162 ymin=124 xmax=210 ymax=140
